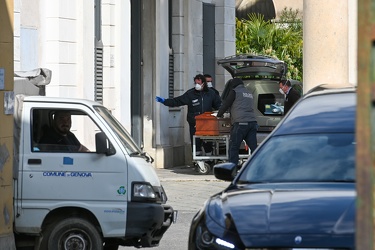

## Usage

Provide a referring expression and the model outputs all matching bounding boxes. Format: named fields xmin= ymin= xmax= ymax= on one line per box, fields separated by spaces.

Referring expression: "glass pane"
xmin=238 ymin=133 xmax=355 ymax=183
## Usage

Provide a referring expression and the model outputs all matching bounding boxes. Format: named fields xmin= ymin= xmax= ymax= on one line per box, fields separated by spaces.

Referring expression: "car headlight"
xmin=215 ymin=238 xmax=235 ymax=249
xmin=132 ymin=182 xmax=157 ymax=202
xmin=195 ymin=224 xmax=235 ymax=250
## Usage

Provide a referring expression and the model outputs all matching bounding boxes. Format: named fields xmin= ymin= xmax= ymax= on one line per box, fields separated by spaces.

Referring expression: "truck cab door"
xmin=15 ymin=104 xmax=129 ymax=235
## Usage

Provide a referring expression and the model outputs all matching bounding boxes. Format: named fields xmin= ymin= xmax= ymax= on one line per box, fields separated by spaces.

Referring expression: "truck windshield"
xmin=94 ymin=106 xmax=142 ymax=154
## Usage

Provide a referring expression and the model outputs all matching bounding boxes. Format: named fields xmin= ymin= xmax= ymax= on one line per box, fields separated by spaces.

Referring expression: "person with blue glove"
xmin=155 ymin=74 xmax=222 ymax=155
xmin=155 ymin=96 xmax=165 ymax=103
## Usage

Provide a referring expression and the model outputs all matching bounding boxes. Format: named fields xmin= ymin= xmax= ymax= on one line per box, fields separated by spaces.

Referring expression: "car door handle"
xmin=28 ymin=159 xmax=42 ymax=165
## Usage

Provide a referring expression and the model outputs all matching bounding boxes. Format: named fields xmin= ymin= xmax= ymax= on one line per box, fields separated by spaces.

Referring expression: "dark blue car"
xmin=189 ymin=84 xmax=356 ymax=250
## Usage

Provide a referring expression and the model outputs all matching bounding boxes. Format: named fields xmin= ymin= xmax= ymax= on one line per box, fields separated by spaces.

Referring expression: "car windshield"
xmin=94 ymin=106 xmax=142 ymax=154
xmin=237 ymin=133 xmax=355 ymax=183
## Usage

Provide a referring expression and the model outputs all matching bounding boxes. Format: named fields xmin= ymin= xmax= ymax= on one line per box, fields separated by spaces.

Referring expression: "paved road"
xmin=120 ymin=165 xmax=229 ymax=249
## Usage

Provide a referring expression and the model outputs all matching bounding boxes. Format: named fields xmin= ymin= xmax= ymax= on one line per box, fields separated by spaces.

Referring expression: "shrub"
xmin=236 ymin=8 xmax=303 ymax=81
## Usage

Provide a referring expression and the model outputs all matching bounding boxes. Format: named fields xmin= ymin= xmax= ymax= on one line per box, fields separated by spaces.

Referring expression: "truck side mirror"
xmin=95 ymin=132 xmax=115 ymax=156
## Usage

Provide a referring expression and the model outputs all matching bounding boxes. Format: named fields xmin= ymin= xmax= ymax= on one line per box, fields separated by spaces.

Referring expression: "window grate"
xmin=95 ymin=45 xmax=103 ymax=103
xmin=168 ymin=52 xmax=174 ymax=98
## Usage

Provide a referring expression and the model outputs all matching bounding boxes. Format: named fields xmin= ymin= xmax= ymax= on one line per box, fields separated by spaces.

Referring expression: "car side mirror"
xmin=213 ymin=162 xmax=238 ymax=181
xmin=95 ymin=132 xmax=115 ymax=156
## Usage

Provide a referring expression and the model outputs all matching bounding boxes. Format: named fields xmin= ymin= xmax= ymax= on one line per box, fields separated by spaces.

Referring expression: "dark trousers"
xmin=229 ymin=121 xmax=258 ymax=164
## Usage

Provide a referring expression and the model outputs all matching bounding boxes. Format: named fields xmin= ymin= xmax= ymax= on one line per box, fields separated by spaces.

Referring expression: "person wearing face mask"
xmin=279 ymin=79 xmax=301 ymax=114
xmin=155 ymin=74 xmax=222 ymax=155
xmin=204 ymin=74 xmax=220 ymax=96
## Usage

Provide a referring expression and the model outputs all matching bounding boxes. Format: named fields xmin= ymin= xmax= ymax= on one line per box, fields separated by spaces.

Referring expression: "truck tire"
xmin=45 ymin=217 xmax=102 ymax=250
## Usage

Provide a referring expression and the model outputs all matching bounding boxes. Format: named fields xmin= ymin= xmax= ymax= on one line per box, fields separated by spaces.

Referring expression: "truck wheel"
xmin=47 ymin=217 xmax=102 ymax=250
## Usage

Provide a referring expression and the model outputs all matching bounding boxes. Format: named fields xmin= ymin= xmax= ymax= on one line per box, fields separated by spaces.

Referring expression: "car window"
xmin=258 ymin=93 xmax=284 ymax=116
xmin=238 ymin=133 xmax=355 ymax=183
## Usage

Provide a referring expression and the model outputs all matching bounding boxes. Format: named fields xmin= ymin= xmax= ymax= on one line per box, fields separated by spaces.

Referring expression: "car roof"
xmin=305 ymin=83 xmax=355 ymax=94
xmin=273 ymin=85 xmax=356 ymax=135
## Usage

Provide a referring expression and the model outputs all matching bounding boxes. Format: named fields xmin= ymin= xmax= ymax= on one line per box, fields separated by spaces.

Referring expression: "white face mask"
xmin=279 ymin=88 xmax=285 ymax=95
xmin=207 ymin=81 xmax=213 ymax=88
xmin=195 ymin=84 xmax=202 ymax=91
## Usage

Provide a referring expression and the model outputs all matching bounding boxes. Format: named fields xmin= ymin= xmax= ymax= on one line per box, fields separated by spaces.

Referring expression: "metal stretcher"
xmin=192 ymin=134 xmax=251 ymax=174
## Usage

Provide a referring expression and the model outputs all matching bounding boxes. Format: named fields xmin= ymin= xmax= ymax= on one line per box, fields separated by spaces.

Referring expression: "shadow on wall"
xmin=236 ymin=0 xmax=276 ymax=21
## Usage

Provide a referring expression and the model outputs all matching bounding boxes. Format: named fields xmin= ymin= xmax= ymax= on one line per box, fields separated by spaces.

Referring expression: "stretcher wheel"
xmin=196 ymin=161 xmax=211 ymax=175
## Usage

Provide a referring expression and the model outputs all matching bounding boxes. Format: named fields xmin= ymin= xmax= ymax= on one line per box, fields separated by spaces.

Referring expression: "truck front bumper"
xmin=125 ymin=202 xmax=177 ymax=247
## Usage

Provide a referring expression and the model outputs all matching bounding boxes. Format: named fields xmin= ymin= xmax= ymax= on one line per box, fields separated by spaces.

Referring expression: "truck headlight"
xmin=132 ymin=182 xmax=157 ymax=202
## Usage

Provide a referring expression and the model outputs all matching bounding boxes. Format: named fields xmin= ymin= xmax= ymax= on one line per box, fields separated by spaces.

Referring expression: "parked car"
xmin=218 ymin=54 xmax=302 ymax=143
xmin=189 ymin=84 xmax=356 ymax=250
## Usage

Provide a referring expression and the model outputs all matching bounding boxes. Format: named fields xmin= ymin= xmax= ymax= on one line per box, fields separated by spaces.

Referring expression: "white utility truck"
xmin=12 ymin=69 xmax=175 ymax=250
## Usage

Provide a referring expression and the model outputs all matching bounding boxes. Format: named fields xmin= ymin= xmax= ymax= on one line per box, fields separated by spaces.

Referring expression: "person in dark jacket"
xmin=156 ymin=74 xmax=222 ymax=155
xmin=279 ymin=79 xmax=301 ymax=114
xmin=217 ymin=78 xmax=257 ymax=165
xmin=204 ymin=74 xmax=220 ymax=96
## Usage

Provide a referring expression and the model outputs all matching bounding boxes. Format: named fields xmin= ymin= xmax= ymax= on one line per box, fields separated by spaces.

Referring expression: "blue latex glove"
xmin=155 ymin=96 xmax=165 ymax=103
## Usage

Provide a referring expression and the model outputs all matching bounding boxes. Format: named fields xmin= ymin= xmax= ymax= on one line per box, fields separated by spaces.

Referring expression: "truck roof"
xmin=23 ymin=95 xmax=103 ymax=107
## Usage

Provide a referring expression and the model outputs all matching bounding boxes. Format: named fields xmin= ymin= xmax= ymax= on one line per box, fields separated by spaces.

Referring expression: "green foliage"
xmin=236 ymin=8 xmax=303 ymax=81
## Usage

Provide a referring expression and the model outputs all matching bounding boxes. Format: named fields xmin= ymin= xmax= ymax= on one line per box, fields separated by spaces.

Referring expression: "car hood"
xmin=206 ymin=183 xmax=355 ymax=242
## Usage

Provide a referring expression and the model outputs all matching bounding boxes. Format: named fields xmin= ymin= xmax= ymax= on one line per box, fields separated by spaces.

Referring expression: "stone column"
xmin=348 ymin=0 xmax=357 ymax=85
xmin=215 ymin=0 xmax=236 ymax=93
xmin=303 ymin=0 xmax=349 ymax=93
xmin=0 ymin=0 xmax=16 ymax=248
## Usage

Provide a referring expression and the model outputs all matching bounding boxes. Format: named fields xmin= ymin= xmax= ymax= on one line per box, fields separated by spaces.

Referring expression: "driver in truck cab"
xmin=39 ymin=110 xmax=89 ymax=152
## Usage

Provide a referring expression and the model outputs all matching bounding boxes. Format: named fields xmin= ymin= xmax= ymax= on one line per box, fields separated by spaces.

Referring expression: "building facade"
xmin=14 ymin=0 xmax=237 ymax=168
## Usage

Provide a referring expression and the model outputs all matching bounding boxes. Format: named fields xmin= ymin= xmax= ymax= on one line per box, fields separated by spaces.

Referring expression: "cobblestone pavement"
xmin=156 ymin=165 xmax=229 ymax=211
